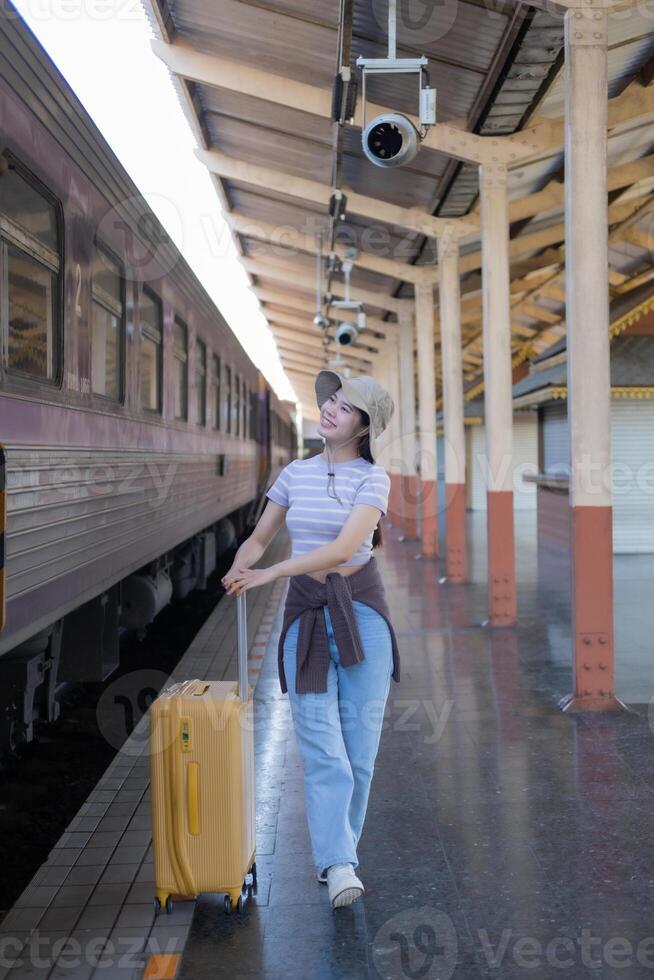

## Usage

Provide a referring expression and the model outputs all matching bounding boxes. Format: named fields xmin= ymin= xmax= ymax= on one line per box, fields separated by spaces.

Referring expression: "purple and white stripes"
xmin=266 ymin=454 xmax=390 ymax=566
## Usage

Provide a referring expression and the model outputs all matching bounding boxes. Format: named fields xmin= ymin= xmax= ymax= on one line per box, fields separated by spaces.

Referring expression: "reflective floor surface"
xmin=180 ymin=510 xmax=654 ymax=980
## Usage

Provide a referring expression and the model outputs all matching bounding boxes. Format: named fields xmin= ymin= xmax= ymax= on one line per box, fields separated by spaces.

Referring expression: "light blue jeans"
xmin=283 ymin=600 xmax=394 ymax=876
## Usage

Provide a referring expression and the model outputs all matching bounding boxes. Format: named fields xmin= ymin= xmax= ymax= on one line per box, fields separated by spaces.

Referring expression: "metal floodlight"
xmin=335 ymin=321 xmax=358 ymax=346
xmin=331 ymin=259 xmax=365 ymax=345
xmin=362 ymin=113 xmax=420 ymax=168
xmin=356 ymin=0 xmax=436 ymax=169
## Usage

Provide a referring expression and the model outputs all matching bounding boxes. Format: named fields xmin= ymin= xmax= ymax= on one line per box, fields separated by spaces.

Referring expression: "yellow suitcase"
xmin=150 ymin=593 xmax=256 ymax=915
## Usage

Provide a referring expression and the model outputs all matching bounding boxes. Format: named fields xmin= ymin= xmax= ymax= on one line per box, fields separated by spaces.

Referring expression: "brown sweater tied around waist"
xmin=277 ymin=556 xmax=401 ymax=695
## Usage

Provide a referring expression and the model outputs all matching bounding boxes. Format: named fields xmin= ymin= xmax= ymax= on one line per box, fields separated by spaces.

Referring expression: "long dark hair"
xmin=357 ymin=411 xmax=383 ymax=549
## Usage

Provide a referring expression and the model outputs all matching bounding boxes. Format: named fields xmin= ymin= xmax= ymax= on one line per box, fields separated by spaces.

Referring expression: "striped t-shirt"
xmin=266 ymin=453 xmax=391 ymax=566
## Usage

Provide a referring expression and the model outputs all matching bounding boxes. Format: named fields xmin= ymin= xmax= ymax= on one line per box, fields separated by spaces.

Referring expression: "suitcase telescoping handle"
xmin=236 ymin=591 xmax=248 ymax=702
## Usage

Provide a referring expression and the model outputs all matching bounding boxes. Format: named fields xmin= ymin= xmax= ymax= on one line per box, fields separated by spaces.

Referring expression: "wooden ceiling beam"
xmin=509 ymin=78 xmax=654 ymax=163
xmin=230 ymin=212 xmax=431 ymax=285
xmin=270 ymin=325 xmax=376 ymax=359
xmin=265 ymin=308 xmax=386 ymax=341
xmin=243 ymin=258 xmax=410 ymax=314
xmin=197 ymin=148 xmax=477 ymax=238
xmin=254 ymin=287 xmax=317 ymax=314
xmin=276 ymin=345 xmax=372 ymax=372
xmin=518 ymin=302 xmax=562 ymax=325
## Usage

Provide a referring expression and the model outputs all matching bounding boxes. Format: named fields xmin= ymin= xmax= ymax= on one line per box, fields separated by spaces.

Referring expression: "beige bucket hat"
xmin=315 ymin=370 xmax=394 ymax=462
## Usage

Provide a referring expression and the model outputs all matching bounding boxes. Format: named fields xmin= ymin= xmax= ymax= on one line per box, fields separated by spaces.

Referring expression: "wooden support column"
xmin=480 ymin=162 xmax=516 ymax=625
xmin=398 ymin=308 xmax=419 ymax=540
xmin=415 ymin=283 xmax=438 ymax=558
xmin=559 ymin=5 xmax=626 ymax=712
xmin=385 ymin=331 xmax=403 ymax=527
xmin=439 ymin=237 xmax=467 ymax=582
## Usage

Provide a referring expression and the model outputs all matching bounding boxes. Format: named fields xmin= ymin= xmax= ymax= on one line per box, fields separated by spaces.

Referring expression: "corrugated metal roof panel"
xmin=433 ymin=8 xmax=565 ymax=215
xmin=606 ymin=127 xmax=654 ymax=166
xmin=228 ymin=0 xmax=339 ymax=27
xmin=228 ymin=187 xmax=324 ymax=226
xmin=335 ymin=214 xmax=422 ymax=256
xmin=198 ymin=86 xmax=333 ymax=145
xmin=539 ymin=18 xmax=654 ymax=118
xmin=168 ymin=0 xmax=337 ymax=86
xmin=341 ymin=148 xmax=447 ymax=211
xmin=202 ymin=114 xmax=334 ymax=183
xmin=352 ymin=0 xmax=508 ymax=71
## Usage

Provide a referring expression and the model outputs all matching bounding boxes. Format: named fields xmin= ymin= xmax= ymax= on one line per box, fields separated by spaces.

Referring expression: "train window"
xmin=91 ymin=242 xmax=124 ymax=400
xmin=224 ymin=365 xmax=232 ymax=434
xmin=211 ymin=354 xmax=221 ymax=429
xmin=242 ymin=382 xmax=248 ymax=439
xmin=173 ymin=317 xmax=188 ymax=421
xmin=139 ymin=287 xmax=162 ymax=413
xmin=250 ymin=389 xmax=257 ymax=440
xmin=234 ymin=374 xmax=241 ymax=437
xmin=0 ymin=154 xmax=60 ymax=381
xmin=196 ymin=337 xmax=206 ymax=426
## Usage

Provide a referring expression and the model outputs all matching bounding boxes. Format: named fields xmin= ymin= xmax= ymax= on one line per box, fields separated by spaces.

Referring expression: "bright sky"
xmin=12 ymin=0 xmax=298 ymax=407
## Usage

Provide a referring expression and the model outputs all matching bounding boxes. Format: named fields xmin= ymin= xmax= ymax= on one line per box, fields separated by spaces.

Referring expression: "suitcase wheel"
xmin=224 ymin=891 xmax=246 ymax=915
xmin=154 ymin=895 xmax=174 ymax=915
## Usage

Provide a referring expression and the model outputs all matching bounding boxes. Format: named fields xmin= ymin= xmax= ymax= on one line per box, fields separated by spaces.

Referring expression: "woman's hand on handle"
xmin=221 ymin=564 xmax=248 ymax=591
xmin=223 ymin=565 xmax=278 ymax=596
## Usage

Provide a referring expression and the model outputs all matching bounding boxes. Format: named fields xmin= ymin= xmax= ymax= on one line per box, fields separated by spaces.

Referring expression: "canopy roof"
xmin=142 ymin=0 xmax=654 ymax=419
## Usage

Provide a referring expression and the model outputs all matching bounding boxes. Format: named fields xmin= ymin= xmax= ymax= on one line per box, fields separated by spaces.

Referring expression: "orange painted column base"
xmin=421 ymin=478 xmax=438 ymax=559
xmin=486 ymin=490 xmax=516 ymax=626
xmin=559 ymin=504 xmax=629 ymax=713
xmin=402 ymin=475 xmax=419 ymax=540
xmin=445 ymin=482 xmax=467 ymax=582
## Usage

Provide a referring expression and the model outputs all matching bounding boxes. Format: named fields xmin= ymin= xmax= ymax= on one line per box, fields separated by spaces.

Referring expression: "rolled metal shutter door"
xmin=611 ymin=400 xmax=654 ymax=554
xmin=513 ymin=412 xmax=538 ymax=511
xmin=542 ymin=403 xmax=570 ymax=478
xmin=469 ymin=416 xmax=538 ymax=511
xmin=470 ymin=424 xmax=487 ymax=511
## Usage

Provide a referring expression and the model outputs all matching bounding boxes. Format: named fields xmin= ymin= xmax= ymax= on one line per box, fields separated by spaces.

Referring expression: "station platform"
xmin=3 ymin=515 xmax=654 ymax=979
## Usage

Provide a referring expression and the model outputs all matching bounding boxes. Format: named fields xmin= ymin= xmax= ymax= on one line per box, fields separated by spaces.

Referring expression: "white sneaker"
xmin=326 ymin=862 xmax=364 ymax=908
xmin=318 ymin=864 xmax=361 ymax=884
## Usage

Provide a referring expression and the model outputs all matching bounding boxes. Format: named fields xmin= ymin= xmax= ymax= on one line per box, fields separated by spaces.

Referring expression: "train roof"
xmin=0 ymin=2 xmax=267 ymax=382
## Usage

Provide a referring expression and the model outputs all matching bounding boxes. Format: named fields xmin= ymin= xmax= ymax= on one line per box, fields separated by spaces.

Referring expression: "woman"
xmin=222 ymin=370 xmax=401 ymax=910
